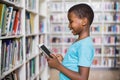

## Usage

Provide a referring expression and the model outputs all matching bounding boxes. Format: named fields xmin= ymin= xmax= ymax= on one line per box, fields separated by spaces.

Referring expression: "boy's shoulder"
xmin=73 ymin=37 xmax=93 ymax=46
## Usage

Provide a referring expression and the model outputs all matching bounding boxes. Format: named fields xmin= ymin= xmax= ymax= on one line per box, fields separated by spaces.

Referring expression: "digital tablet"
xmin=38 ymin=44 xmax=53 ymax=58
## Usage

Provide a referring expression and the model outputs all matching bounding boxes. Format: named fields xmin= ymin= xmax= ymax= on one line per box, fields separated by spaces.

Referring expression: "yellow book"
xmin=0 ymin=3 xmax=6 ymax=36
xmin=30 ymin=13 xmax=35 ymax=33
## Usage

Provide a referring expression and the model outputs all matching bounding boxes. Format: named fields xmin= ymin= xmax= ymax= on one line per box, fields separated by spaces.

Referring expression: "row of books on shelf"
xmin=50 ymin=24 xmax=70 ymax=32
xmin=91 ymin=1 xmax=120 ymax=11
xmin=51 ymin=46 xmax=68 ymax=54
xmin=48 ymin=2 xmax=62 ymax=12
xmin=25 ymin=12 xmax=35 ymax=35
xmin=39 ymin=54 xmax=46 ymax=72
xmin=95 ymin=47 xmax=120 ymax=55
xmin=50 ymin=46 xmax=120 ymax=56
xmin=26 ymin=35 xmax=46 ymax=60
xmin=94 ymin=13 xmax=120 ymax=22
xmin=0 ymin=38 xmax=23 ymax=75
xmin=50 ymin=13 xmax=120 ymax=23
xmin=50 ymin=13 xmax=67 ymax=23
xmin=0 ymin=53 xmax=47 ymax=80
xmin=26 ymin=58 xmax=35 ymax=80
xmin=91 ymin=24 xmax=120 ymax=33
xmin=50 ymin=24 xmax=120 ymax=33
xmin=0 ymin=3 xmax=21 ymax=36
xmin=49 ymin=1 xmax=120 ymax=12
xmin=25 ymin=12 xmax=45 ymax=34
xmin=39 ymin=35 xmax=45 ymax=44
xmin=39 ymin=21 xmax=45 ymax=33
xmin=104 ymin=36 xmax=120 ymax=44
xmin=2 ymin=0 xmax=21 ymax=4
xmin=1 ymin=70 xmax=19 ymax=80
xmin=25 ymin=0 xmax=36 ymax=10
xmin=92 ymin=36 xmax=120 ymax=45
xmin=26 ymin=36 xmax=36 ymax=59
xmin=104 ymin=47 xmax=120 ymax=55
xmin=50 ymin=36 xmax=75 ymax=43
xmin=0 ymin=48 xmax=47 ymax=80
xmin=92 ymin=57 xmax=119 ymax=67
xmin=49 ymin=36 xmax=120 ymax=44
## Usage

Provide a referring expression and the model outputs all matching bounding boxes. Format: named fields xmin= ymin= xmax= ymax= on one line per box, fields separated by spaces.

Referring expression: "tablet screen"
xmin=39 ymin=44 xmax=53 ymax=58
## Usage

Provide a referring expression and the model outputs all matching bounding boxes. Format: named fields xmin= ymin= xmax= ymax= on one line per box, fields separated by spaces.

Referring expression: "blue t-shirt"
xmin=59 ymin=37 xmax=94 ymax=80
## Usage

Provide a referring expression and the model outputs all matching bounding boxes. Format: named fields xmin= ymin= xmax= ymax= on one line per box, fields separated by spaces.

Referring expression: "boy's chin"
xmin=73 ymin=34 xmax=76 ymax=35
xmin=71 ymin=31 xmax=76 ymax=35
xmin=72 ymin=32 xmax=77 ymax=35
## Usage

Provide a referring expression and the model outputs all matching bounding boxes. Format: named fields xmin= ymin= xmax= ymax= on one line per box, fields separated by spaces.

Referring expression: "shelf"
xmin=0 ymin=35 xmax=23 ymax=39
xmin=117 ymin=62 xmax=120 ymax=65
xmin=0 ymin=0 xmax=23 ymax=9
xmin=103 ymin=54 xmax=120 ymax=57
xmin=47 ymin=0 xmax=120 ymax=69
xmin=25 ymin=33 xmax=38 ymax=37
xmin=26 ymin=53 xmax=39 ymax=63
xmin=26 ymin=8 xmax=38 ymax=15
xmin=103 ymin=32 xmax=120 ymax=35
xmin=50 ymin=43 xmax=72 ymax=46
xmin=91 ymin=66 xmax=120 ymax=69
xmin=0 ymin=62 xmax=24 ymax=79
xmin=0 ymin=0 xmax=47 ymax=80
xmin=104 ymin=43 xmax=120 ymax=46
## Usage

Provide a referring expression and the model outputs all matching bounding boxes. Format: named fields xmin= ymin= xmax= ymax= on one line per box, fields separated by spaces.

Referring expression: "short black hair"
xmin=68 ymin=3 xmax=94 ymax=25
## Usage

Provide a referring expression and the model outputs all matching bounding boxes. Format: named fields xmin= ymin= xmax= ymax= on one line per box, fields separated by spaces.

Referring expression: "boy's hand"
xmin=55 ymin=54 xmax=63 ymax=63
xmin=46 ymin=54 xmax=61 ymax=69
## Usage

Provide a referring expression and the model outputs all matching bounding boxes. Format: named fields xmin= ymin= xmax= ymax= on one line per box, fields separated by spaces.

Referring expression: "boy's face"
xmin=68 ymin=12 xmax=84 ymax=35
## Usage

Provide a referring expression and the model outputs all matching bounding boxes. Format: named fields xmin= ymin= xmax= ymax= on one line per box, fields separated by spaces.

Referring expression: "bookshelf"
xmin=0 ymin=0 xmax=47 ymax=80
xmin=47 ymin=0 xmax=120 ymax=69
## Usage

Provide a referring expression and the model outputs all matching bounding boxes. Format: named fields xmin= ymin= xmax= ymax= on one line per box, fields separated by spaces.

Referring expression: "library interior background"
xmin=0 ymin=0 xmax=120 ymax=80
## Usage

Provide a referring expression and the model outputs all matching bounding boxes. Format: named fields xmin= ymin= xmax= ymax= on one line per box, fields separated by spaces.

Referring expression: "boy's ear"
xmin=82 ymin=18 xmax=88 ymax=26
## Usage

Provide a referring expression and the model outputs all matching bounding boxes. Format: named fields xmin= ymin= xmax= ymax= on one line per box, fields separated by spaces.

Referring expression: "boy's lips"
xmin=71 ymin=30 xmax=74 ymax=34
xmin=69 ymin=28 xmax=74 ymax=34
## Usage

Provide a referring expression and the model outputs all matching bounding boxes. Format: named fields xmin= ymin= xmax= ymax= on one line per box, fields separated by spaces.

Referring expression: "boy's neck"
xmin=77 ymin=28 xmax=90 ymax=41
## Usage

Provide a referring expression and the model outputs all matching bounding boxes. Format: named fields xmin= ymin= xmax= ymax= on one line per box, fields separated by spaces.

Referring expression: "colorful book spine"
xmin=6 ymin=7 xmax=13 ymax=36
xmin=0 ymin=3 xmax=6 ymax=36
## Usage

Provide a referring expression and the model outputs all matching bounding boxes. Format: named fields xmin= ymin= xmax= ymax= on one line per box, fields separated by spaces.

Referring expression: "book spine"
xmin=12 ymin=10 xmax=21 ymax=35
xmin=0 ymin=4 xmax=6 ymax=36
xmin=6 ymin=7 xmax=13 ymax=36
xmin=0 ymin=40 xmax=2 ymax=76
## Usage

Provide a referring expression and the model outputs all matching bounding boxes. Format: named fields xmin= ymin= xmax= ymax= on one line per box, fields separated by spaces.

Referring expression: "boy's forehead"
xmin=68 ymin=12 xmax=73 ymax=20
xmin=68 ymin=12 xmax=78 ymax=18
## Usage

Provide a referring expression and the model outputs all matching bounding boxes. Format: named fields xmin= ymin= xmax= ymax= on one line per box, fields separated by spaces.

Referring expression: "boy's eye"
xmin=69 ymin=21 xmax=73 ymax=23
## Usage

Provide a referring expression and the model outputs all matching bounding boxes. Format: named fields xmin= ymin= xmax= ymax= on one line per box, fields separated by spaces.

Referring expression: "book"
xmin=25 ymin=12 xmax=31 ymax=34
xmin=1 ymin=39 xmax=23 ymax=73
xmin=1 ymin=5 xmax=7 ymax=36
xmin=31 ymin=58 xmax=35 ymax=77
xmin=12 ymin=10 xmax=20 ymax=35
xmin=30 ymin=13 xmax=35 ymax=33
xmin=6 ymin=7 xmax=13 ymax=36
xmin=26 ymin=62 xmax=30 ymax=80
xmin=9 ymin=10 xmax=16 ymax=35
xmin=2 ymin=71 xmax=19 ymax=80
xmin=26 ymin=36 xmax=35 ymax=59
xmin=0 ymin=40 xmax=1 ymax=75
xmin=39 ymin=21 xmax=44 ymax=33
xmin=0 ymin=3 xmax=6 ymax=36
xmin=39 ymin=35 xmax=45 ymax=43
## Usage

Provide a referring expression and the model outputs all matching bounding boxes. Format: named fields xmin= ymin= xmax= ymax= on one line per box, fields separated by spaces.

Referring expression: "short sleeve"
xmin=78 ymin=45 xmax=94 ymax=67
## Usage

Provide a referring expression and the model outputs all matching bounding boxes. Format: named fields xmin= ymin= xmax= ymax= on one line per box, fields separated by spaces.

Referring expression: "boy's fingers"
xmin=50 ymin=54 xmax=57 ymax=58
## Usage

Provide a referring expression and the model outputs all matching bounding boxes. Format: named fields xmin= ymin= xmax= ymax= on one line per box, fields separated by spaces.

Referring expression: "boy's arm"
xmin=57 ymin=64 xmax=90 ymax=80
xmin=47 ymin=54 xmax=90 ymax=80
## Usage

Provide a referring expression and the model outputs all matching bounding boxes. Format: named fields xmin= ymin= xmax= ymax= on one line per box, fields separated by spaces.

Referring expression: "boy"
xmin=47 ymin=3 xmax=94 ymax=80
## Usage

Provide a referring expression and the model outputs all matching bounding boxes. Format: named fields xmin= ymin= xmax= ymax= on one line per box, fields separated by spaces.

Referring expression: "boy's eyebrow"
xmin=68 ymin=18 xmax=71 ymax=21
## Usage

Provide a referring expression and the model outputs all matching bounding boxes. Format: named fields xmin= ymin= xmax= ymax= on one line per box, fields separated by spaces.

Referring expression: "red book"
xmin=12 ymin=11 xmax=20 ymax=35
